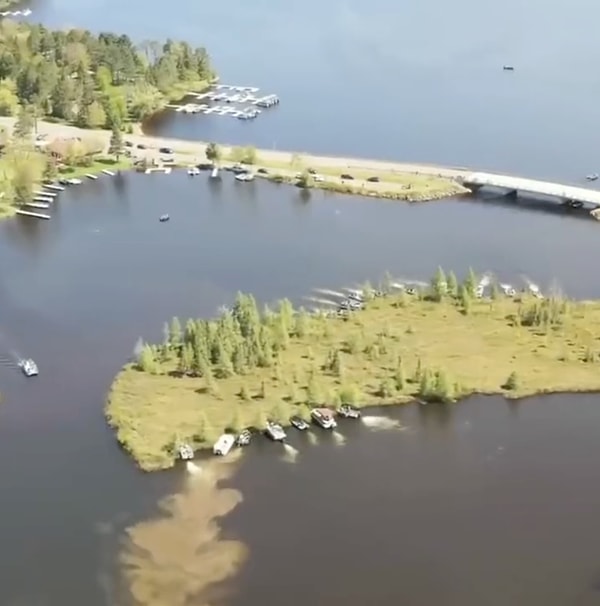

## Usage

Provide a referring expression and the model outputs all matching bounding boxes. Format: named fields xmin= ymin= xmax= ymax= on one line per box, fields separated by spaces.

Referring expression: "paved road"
xmin=0 ymin=117 xmax=471 ymax=180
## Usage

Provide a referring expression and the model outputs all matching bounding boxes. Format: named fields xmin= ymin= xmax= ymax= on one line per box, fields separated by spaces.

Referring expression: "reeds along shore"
xmin=106 ymin=270 xmax=600 ymax=471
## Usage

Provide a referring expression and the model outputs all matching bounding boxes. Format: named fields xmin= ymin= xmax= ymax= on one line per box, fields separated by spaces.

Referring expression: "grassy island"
xmin=107 ymin=269 xmax=600 ymax=471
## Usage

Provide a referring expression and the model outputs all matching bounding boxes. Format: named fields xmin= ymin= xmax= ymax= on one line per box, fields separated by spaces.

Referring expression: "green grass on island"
xmin=214 ymin=145 xmax=468 ymax=202
xmin=107 ymin=269 xmax=600 ymax=471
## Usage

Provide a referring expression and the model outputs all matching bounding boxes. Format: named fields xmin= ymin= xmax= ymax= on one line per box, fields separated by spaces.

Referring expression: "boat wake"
xmin=361 ymin=415 xmax=404 ymax=431
xmin=119 ymin=456 xmax=246 ymax=606
xmin=185 ymin=461 xmax=202 ymax=475
xmin=282 ymin=444 xmax=299 ymax=464
xmin=332 ymin=431 xmax=346 ymax=446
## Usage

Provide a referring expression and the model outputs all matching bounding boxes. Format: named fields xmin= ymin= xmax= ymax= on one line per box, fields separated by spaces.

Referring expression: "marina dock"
xmin=44 ymin=184 xmax=65 ymax=192
xmin=25 ymin=202 xmax=50 ymax=209
xmin=16 ymin=210 xmax=50 ymax=219
xmin=34 ymin=196 xmax=54 ymax=203
xmin=34 ymin=190 xmax=56 ymax=197
xmin=174 ymin=84 xmax=279 ymax=121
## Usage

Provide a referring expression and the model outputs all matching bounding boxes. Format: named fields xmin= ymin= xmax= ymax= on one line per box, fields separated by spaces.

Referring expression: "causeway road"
xmin=0 ymin=117 xmax=470 ymax=181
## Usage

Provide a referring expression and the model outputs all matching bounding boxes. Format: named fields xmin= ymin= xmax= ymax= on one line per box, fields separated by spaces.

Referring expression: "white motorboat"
xmin=311 ymin=408 xmax=337 ymax=429
xmin=19 ymin=358 xmax=38 ymax=377
xmin=265 ymin=421 xmax=286 ymax=441
xmin=213 ymin=433 xmax=235 ymax=456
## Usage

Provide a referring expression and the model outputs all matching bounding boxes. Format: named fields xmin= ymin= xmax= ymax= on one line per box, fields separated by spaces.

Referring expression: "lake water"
xmin=2 ymin=0 xmax=600 ymax=605
xmin=18 ymin=0 xmax=600 ymax=182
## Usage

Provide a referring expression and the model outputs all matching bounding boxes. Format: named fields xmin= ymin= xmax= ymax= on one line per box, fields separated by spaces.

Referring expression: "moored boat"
xmin=311 ymin=407 xmax=337 ymax=429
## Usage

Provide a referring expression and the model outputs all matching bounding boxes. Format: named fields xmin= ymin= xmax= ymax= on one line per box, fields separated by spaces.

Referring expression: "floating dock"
xmin=145 ymin=167 xmax=172 ymax=174
xmin=34 ymin=190 xmax=56 ymax=197
xmin=25 ymin=202 xmax=50 ymax=209
xmin=44 ymin=184 xmax=65 ymax=192
xmin=101 ymin=169 xmax=115 ymax=176
xmin=34 ymin=196 xmax=54 ymax=203
xmin=16 ymin=210 xmax=50 ymax=219
xmin=86 ymin=174 xmax=98 ymax=180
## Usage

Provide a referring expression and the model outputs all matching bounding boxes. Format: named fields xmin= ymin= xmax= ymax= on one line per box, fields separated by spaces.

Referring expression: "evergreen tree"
xmin=418 ymin=368 xmax=435 ymax=400
xmin=394 ymin=356 xmax=405 ymax=391
xmin=434 ymin=369 xmax=454 ymax=402
xmin=414 ymin=357 xmax=423 ymax=382
xmin=137 ymin=344 xmax=156 ymax=372
xmin=215 ymin=341 xmax=234 ymax=378
xmin=239 ymin=383 xmax=251 ymax=401
xmin=14 ymin=104 xmax=34 ymax=138
xmin=430 ymin=266 xmax=447 ymax=302
xmin=205 ymin=141 xmax=221 ymax=163
xmin=504 ymin=371 xmax=519 ymax=390
xmin=108 ymin=125 xmax=124 ymax=160
xmin=293 ymin=307 xmax=310 ymax=337
xmin=463 ymin=268 xmax=478 ymax=299
xmin=169 ymin=316 xmax=182 ymax=348
xmin=179 ymin=342 xmax=194 ymax=374
xmin=378 ymin=378 xmax=395 ymax=397
xmin=446 ymin=271 xmax=458 ymax=298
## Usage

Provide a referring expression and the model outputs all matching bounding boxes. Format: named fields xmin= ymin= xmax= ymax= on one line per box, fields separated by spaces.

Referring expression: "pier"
xmin=16 ymin=210 xmax=50 ymax=219
xmin=175 ymin=84 xmax=279 ymax=121
xmin=463 ymin=172 xmax=600 ymax=208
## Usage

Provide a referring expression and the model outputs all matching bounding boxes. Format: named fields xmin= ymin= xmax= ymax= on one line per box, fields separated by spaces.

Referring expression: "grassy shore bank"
xmin=0 ymin=119 xmax=471 ymax=204
xmin=107 ymin=271 xmax=600 ymax=471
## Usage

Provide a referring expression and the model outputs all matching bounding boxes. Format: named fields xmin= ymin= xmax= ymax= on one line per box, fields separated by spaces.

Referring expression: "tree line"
xmin=0 ymin=19 xmax=214 ymax=129
xmin=135 ymin=269 xmax=558 ymax=412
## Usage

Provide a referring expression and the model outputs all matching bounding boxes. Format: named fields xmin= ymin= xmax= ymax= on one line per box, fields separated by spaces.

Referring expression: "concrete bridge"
xmin=462 ymin=172 xmax=600 ymax=209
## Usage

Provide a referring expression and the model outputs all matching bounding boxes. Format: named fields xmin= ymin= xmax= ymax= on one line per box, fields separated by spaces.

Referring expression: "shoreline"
xmin=0 ymin=117 xmax=470 ymax=209
xmin=106 ymin=273 xmax=600 ymax=472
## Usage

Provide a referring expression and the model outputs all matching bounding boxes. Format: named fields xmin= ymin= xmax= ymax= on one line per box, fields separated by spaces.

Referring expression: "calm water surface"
xmin=16 ymin=0 xmax=600 ymax=181
xmin=0 ymin=174 xmax=599 ymax=605
xmin=1 ymin=0 xmax=600 ymax=604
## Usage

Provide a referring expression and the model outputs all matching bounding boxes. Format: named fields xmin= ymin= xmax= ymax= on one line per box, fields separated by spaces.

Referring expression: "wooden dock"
xmin=101 ymin=169 xmax=115 ymax=176
xmin=34 ymin=196 xmax=54 ymax=203
xmin=34 ymin=190 xmax=57 ymax=197
xmin=16 ymin=209 xmax=50 ymax=219
xmin=44 ymin=184 xmax=65 ymax=192
xmin=25 ymin=202 xmax=50 ymax=209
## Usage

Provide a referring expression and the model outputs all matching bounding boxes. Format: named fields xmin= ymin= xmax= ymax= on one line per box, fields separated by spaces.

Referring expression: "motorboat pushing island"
xmin=311 ymin=407 xmax=337 ymax=429
xmin=265 ymin=420 xmax=287 ymax=441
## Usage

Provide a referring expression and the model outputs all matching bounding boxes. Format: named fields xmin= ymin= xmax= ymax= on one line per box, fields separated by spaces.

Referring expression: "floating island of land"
xmin=106 ymin=269 xmax=600 ymax=471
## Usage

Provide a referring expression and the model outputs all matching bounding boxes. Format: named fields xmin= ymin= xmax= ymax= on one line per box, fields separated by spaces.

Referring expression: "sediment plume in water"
xmin=118 ymin=453 xmax=247 ymax=606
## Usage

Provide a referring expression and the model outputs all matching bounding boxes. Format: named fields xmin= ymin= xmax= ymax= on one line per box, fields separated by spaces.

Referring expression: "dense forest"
xmin=0 ymin=19 xmax=214 ymax=129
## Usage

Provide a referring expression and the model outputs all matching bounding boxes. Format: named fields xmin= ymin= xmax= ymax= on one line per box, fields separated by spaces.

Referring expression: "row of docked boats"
xmin=177 ymin=404 xmax=361 ymax=460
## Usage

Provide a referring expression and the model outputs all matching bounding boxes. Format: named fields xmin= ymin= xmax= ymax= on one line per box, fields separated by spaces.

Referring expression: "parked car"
xmin=340 ymin=173 xmax=354 ymax=180
xmin=159 ymin=147 xmax=174 ymax=154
